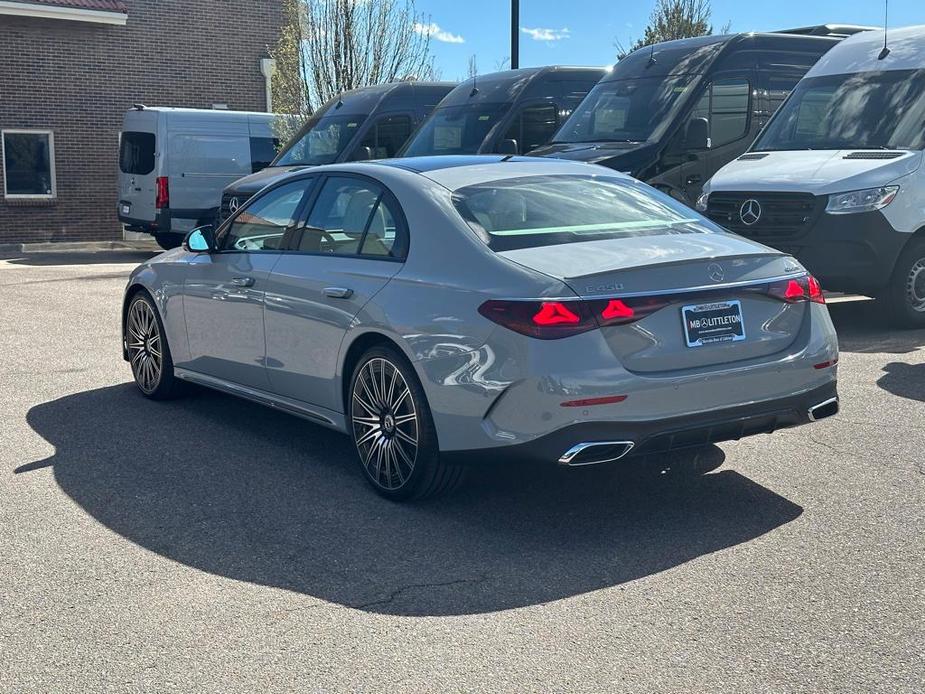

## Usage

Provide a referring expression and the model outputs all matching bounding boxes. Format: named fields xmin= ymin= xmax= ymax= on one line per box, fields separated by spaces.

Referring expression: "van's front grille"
xmin=705 ymin=192 xmax=823 ymax=240
xmin=219 ymin=192 xmax=253 ymax=223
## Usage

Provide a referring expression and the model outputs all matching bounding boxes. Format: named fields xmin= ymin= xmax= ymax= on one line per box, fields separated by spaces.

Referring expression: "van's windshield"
xmin=402 ymin=103 xmax=511 ymax=156
xmin=753 ymin=69 xmax=925 ymax=152
xmin=275 ymin=114 xmax=368 ymax=166
xmin=552 ymin=76 xmax=698 ymax=144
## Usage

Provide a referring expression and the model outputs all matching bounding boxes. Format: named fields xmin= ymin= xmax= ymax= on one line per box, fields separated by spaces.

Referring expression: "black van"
xmin=399 ymin=66 xmax=606 ymax=157
xmin=217 ymin=81 xmax=455 ymax=222
xmin=530 ymin=31 xmax=857 ymax=204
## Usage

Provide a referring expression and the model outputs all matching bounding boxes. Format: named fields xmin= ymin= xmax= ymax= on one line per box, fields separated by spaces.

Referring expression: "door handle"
xmin=686 ymin=174 xmax=702 ymax=184
xmin=231 ymin=277 xmax=255 ymax=287
xmin=323 ymin=286 xmax=353 ymax=299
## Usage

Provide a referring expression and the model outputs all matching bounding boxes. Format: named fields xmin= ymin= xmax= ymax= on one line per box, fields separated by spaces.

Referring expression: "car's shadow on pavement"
xmin=877 ymin=362 xmax=925 ymax=403
xmin=22 ymin=384 xmax=803 ymax=616
xmin=828 ymin=299 xmax=925 ymax=354
xmin=1 ymin=250 xmax=158 ymax=266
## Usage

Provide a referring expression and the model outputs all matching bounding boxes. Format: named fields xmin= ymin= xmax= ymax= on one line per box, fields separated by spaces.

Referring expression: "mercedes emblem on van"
xmin=739 ymin=199 xmax=762 ymax=226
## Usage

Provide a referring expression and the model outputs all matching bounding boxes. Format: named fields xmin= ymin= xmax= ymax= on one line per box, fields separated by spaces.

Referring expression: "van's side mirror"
xmin=497 ymin=139 xmax=519 ymax=155
xmin=350 ymin=146 xmax=374 ymax=161
xmin=184 ymin=225 xmax=215 ymax=252
xmin=685 ymin=117 xmax=711 ymax=150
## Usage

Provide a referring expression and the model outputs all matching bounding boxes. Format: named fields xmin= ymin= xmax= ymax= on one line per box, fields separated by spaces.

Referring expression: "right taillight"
xmin=155 ymin=176 xmax=169 ymax=209
xmin=767 ymin=274 xmax=825 ymax=304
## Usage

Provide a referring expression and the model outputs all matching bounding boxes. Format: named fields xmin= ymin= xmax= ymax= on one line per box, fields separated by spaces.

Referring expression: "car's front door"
xmin=263 ymin=174 xmax=407 ymax=411
xmin=179 ymin=179 xmax=313 ymax=389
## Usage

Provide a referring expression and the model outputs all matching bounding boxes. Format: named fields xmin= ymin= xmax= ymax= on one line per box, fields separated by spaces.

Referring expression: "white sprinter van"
xmin=698 ymin=26 xmax=925 ymax=327
xmin=117 ymin=106 xmax=278 ymax=249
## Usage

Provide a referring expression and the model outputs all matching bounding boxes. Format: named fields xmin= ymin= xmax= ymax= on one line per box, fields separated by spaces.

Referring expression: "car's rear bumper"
xmin=442 ymin=381 xmax=838 ymax=465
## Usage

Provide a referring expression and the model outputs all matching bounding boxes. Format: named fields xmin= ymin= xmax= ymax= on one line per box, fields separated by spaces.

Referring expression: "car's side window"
xmin=219 ymin=180 xmax=309 ymax=251
xmin=298 ymin=176 xmax=405 ymax=259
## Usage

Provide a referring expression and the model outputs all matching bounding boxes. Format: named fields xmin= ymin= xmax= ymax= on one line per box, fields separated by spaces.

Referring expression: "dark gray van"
xmin=530 ymin=30 xmax=865 ymax=204
xmin=216 ymin=81 xmax=454 ymax=223
xmin=399 ymin=66 xmax=606 ymax=157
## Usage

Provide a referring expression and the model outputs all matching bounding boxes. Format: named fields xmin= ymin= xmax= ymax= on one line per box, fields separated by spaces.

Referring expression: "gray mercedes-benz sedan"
xmin=122 ymin=156 xmax=839 ymax=500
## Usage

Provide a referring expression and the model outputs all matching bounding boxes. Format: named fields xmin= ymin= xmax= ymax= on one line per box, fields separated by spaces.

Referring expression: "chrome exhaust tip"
xmin=559 ymin=441 xmax=635 ymax=466
xmin=808 ymin=396 xmax=839 ymax=422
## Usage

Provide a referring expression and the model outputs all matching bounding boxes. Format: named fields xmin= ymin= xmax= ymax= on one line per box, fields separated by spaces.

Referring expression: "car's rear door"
xmin=263 ymin=174 xmax=407 ymax=410
xmin=179 ymin=179 xmax=314 ymax=389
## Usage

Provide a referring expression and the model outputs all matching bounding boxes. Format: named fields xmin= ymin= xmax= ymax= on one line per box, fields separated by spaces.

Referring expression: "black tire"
xmin=125 ymin=291 xmax=184 ymax=400
xmin=883 ymin=237 xmax=925 ymax=329
xmin=153 ymin=232 xmax=184 ymax=251
xmin=348 ymin=345 xmax=464 ymax=501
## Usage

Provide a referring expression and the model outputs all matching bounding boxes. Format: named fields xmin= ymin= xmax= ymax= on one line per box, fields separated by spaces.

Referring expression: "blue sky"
xmin=414 ymin=0 xmax=922 ymax=80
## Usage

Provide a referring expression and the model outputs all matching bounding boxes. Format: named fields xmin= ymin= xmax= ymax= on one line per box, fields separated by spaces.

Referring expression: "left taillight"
xmin=767 ymin=274 xmax=825 ymax=304
xmin=478 ymin=296 xmax=672 ymax=339
xmin=155 ymin=176 xmax=169 ymax=209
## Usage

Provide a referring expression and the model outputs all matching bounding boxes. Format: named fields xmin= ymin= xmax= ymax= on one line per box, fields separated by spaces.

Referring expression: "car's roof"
xmin=805 ymin=24 xmax=925 ymax=77
xmin=375 ymin=155 xmax=535 ymax=173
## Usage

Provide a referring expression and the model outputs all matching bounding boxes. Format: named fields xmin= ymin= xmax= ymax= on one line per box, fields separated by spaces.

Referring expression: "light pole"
xmin=511 ymin=0 xmax=519 ymax=69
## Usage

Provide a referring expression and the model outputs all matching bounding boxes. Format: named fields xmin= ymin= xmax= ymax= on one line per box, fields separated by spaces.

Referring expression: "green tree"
xmin=616 ymin=0 xmax=729 ymax=60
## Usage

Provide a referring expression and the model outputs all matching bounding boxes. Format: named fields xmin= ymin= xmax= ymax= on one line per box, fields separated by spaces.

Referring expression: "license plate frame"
xmin=682 ymin=299 xmax=746 ymax=348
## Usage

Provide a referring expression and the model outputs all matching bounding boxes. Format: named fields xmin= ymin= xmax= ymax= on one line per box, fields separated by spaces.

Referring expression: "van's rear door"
xmin=117 ymin=109 xmax=159 ymax=228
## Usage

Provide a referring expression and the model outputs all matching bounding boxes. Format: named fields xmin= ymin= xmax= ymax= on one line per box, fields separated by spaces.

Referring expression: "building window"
xmin=2 ymin=130 xmax=56 ymax=199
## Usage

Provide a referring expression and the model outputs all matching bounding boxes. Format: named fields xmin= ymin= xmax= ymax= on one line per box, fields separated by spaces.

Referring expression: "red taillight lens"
xmin=478 ymin=299 xmax=596 ymax=339
xmin=155 ymin=176 xmax=169 ymax=209
xmin=768 ymin=274 xmax=825 ymax=304
xmin=533 ymin=301 xmax=581 ymax=325
xmin=601 ymin=299 xmax=634 ymax=321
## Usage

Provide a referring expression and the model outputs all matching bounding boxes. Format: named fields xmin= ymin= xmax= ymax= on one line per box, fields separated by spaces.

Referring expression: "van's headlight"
xmin=695 ymin=191 xmax=709 ymax=212
xmin=825 ymin=186 xmax=899 ymax=215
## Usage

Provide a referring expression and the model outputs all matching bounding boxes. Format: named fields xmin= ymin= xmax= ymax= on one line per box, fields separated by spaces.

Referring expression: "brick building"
xmin=0 ymin=0 xmax=282 ymax=244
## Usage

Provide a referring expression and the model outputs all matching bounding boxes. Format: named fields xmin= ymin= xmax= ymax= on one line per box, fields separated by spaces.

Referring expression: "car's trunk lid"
xmin=498 ymin=233 xmax=808 ymax=373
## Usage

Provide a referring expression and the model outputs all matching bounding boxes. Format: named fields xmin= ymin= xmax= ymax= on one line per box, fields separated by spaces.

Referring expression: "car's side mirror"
xmin=350 ymin=146 xmax=374 ymax=161
xmin=497 ymin=138 xmax=519 ymax=155
xmin=685 ymin=117 xmax=711 ymax=150
xmin=184 ymin=225 xmax=215 ymax=252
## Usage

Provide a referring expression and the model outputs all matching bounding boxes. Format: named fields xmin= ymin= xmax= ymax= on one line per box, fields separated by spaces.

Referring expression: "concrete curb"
xmin=0 ymin=240 xmax=159 ymax=253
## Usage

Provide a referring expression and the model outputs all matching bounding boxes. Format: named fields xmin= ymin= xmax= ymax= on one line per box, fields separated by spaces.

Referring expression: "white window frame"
xmin=2 ymin=129 xmax=57 ymax=200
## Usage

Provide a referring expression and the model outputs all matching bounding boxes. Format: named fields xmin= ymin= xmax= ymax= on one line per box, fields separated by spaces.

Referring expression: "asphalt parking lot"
xmin=0 ymin=250 xmax=922 ymax=693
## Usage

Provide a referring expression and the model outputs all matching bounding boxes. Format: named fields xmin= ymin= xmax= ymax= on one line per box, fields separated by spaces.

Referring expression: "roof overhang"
xmin=0 ymin=1 xmax=127 ymax=25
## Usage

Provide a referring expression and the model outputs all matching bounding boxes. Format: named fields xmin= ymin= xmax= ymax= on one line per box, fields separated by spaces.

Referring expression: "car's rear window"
xmin=452 ymin=174 xmax=715 ymax=251
xmin=119 ymin=131 xmax=155 ymax=175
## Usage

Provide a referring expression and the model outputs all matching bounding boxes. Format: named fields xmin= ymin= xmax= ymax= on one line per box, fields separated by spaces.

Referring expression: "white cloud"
xmin=414 ymin=21 xmax=465 ymax=44
xmin=521 ymin=26 xmax=571 ymax=41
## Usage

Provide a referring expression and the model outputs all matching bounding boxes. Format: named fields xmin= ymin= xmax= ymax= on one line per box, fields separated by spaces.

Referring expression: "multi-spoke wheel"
xmin=125 ymin=291 xmax=182 ymax=399
xmin=885 ymin=239 xmax=925 ymax=328
xmin=349 ymin=346 xmax=463 ymax=500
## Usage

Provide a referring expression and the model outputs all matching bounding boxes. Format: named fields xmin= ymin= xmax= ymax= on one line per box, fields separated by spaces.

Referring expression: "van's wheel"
xmin=153 ymin=232 xmax=184 ymax=250
xmin=125 ymin=291 xmax=184 ymax=400
xmin=884 ymin=238 xmax=925 ymax=328
xmin=348 ymin=346 xmax=464 ymax=501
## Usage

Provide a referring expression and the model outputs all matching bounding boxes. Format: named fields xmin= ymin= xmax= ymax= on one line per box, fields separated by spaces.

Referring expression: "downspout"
xmin=259 ymin=57 xmax=276 ymax=112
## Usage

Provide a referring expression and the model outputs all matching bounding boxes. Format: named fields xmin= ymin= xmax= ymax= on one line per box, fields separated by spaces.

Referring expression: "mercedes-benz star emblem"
xmin=707 ymin=263 xmax=725 ymax=283
xmin=739 ymin=199 xmax=761 ymax=226
xmin=228 ymin=197 xmax=240 ymax=214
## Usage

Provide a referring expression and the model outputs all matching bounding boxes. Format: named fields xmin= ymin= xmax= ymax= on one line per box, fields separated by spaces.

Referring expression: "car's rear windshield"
xmin=120 ymin=131 xmax=155 ymax=175
xmin=452 ymin=174 xmax=715 ymax=251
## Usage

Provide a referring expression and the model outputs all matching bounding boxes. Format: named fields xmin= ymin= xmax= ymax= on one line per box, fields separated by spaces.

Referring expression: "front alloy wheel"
xmin=349 ymin=347 xmax=463 ymax=500
xmin=125 ymin=292 xmax=181 ymax=399
xmin=885 ymin=239 xmax=925 ymax=328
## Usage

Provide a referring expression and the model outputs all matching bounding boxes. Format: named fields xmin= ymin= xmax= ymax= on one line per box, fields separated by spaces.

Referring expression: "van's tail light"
xmin=155 ymin=176 xmax=169 ymax=209
xmin=478 ymin=296 xmax=671 ymax=339
xmin=767 ymin=274 xmax=825 ymax=304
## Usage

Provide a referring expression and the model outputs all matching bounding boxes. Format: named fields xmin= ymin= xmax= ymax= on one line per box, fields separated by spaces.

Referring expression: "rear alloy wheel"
xmin=349 ymin=347 xmax=463 ymax=500
xmin=885 ymin=239 xmax=925 ymax=328
xmin=125 ymin=292 xmax=182 ymax=399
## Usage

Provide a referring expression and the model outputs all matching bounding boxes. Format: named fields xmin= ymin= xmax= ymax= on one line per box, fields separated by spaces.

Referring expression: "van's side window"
xmin=220 ymin=181 xmax=309 ymax=252
xmin=503 ymin=104 xmax=559 ymax=154
xmin=767 ymin=74 xmax=804 ymax=113
xmin=689 ymin=78 xmax=751 ymax=147
xmin=119 ymin=132 xmax=155 ymax=175
xmin=249 ymin=137 xmax=280 ymax=173
xmin=354 ymin=115 xmax=413 ymax=160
